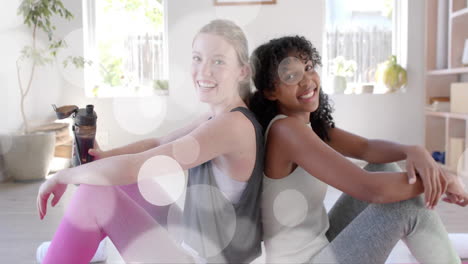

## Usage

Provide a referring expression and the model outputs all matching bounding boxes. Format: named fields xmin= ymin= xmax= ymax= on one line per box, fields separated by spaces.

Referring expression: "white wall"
xmin=1 ymin=0 xmax=425 ymax=147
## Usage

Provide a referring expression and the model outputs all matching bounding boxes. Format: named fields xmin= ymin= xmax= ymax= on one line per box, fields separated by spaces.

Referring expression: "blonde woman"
xmin=37 ymin=20 xmax=263 ymax=264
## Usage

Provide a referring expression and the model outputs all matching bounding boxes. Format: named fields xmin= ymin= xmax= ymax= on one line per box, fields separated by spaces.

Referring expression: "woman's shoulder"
xmin=217 ymin=108 xmax=256 ymax=130
xmin=265 ymin=116 xmax=318 ymax=153
xmin=200 ymin=109 xmax=256 ymax=137
xmin=268 ymin=116 xmax=308 ymax=137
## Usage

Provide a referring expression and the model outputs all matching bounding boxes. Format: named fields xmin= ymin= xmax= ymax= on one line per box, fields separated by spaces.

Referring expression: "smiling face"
xmin=191 ymin=33 xmax=248 ymax=105
xmin=266 ymin=54 xmax=321 ymax=119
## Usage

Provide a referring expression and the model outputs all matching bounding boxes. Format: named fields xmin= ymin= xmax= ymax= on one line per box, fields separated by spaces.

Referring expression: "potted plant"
xmin=1 ymin=0 xmax=90 ymax=181
xmin=330 ymin=56 xmax=357 ymax=94
xmin=375 ymin=55 xmax=407 ymax=93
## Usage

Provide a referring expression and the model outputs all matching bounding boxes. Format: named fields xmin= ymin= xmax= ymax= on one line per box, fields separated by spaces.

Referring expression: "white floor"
xmin=0 ymin=180 xmax=467 ymax=263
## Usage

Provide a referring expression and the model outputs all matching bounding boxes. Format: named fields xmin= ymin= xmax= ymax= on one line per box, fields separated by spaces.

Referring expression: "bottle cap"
xmin=75 ymin=105 xmax=97 ymax=126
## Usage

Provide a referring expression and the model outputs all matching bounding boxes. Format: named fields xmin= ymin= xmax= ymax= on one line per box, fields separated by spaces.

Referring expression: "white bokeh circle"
xmin=277 ymin=56 xmax=305 ymax=86
xmin=167 ymin=184 xmax=237 ymax=259
xmin=113 ymin=96 xmax=167 ymax=135
xmin=137 ymin=155 xmax=186 ymax=206
xmin=172 ymin=136 xmax=200 ymax=165
xmin=56 ymin=28 xmax=86 ymax=88
xmin=273 ymin=189 xmax=308 ymax=227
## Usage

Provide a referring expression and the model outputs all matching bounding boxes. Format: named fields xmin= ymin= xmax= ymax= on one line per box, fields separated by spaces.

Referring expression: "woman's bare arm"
xmin=55 ymin=111 xmax=252 ymax=186
xmin=326 ymin=127 xmax=407 ymax=162
xmin=95 ymin=112 xmax=211 ymax=158
xmin=267 ymin=118 xmax=425 ymax=204
xmin=326 ymin=127 xmax=446 ymax=207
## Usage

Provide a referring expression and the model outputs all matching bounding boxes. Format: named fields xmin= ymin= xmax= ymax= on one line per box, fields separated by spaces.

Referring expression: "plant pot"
xmin=1 ymin=132 xmax=56 ymax=181
xmin=333 ymin=76 xmax=347 ymax=94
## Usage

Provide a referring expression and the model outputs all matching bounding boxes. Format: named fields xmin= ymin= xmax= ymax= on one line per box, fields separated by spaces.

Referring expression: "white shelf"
xmin=427 ymin=67 xmax=468 ymax=75
xmin=425 ymin=111 xmax=468 ymax=120
xmin=451 ymin=7 xmax=468 ymax=19
xmin=425 ymin=1 xmax=468 ymax=177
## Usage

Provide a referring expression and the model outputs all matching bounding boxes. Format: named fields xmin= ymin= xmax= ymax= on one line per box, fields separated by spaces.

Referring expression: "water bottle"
xmin=53 ymin=104 xmax=98 ymax=166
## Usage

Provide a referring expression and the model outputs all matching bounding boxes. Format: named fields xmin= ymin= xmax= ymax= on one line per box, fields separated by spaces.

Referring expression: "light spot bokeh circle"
xmin=277 ymin=56 xmax=305 ymax=86
xmin=167 ymin=184 xmax=237 ymax=258
xmin=113 ymin=96 xmax=167 ymax=135
xmin=273 ymin=189 xmax=308 ymax=227
xmin=137 ymin=155 xmax=186 ymax=206
xmin=172 ymin=136 xmax=200 ymax=165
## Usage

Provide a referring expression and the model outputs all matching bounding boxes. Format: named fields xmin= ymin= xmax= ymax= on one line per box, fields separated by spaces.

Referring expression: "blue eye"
xmin=214 ymin=59 xmax=224 ymax=65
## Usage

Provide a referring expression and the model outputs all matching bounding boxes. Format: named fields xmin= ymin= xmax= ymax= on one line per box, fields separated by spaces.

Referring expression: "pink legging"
xmin=42 ymin=184 xmax=194 ymax=264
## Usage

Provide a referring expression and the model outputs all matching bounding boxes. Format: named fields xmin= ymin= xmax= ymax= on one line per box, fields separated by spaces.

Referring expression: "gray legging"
xmin=311 ymin=163 xmax=461 ymax=264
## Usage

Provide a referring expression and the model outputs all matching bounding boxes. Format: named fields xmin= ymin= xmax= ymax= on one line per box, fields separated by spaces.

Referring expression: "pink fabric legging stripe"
xmin=42 ymin=184 xmax=194 ymax=264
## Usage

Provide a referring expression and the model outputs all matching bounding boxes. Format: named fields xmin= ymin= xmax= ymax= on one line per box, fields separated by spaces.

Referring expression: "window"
xmin=83 ymin=0 xmax=169 ymax=97
xmin=323 ymin=0 xmax=407 ymax=94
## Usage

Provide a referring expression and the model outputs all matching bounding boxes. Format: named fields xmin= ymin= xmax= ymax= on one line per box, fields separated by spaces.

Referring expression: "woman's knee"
xmin=72 ymin=185 xmax=122 ymax=217
xmin=399 ymin=195 xmax=439 ymax=221
xmin=75 ymin=184 xmax=119 ymax=202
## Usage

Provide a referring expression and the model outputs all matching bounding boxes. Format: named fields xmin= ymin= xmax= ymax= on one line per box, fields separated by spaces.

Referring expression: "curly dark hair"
xmin=249 ymin=36 xmax=335 ymax=142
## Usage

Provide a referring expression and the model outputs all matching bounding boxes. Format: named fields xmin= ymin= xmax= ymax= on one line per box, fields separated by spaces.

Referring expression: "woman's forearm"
xmin=367 ymin=171 xmax=424 ymax=203
xmin=56 ymin=153 xmax=143 ymax=186
xmin=361 ymin=140 xmax=410 ymax=164
xmin=106 ymin=138 xmax=159 ymax=157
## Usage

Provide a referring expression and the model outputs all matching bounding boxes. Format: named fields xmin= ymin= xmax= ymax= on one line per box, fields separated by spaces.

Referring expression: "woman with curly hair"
xmin=250 ymin=36 xmax=468 ymax=264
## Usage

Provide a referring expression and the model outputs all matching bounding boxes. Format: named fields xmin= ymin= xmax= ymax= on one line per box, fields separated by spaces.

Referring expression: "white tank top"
xmin=212 ymin=163 xmax=247 ymax=204
xmin=261 ymin=115 xmax=330 ymax=263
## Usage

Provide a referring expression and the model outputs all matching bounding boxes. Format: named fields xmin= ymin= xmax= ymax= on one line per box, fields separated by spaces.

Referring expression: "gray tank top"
xmin=183 ymin=107 xmax=264 ymax=263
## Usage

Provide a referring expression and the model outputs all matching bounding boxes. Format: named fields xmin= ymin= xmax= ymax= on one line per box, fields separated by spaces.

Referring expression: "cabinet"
xmin=424 ymin=0 xmax=468 ymax=176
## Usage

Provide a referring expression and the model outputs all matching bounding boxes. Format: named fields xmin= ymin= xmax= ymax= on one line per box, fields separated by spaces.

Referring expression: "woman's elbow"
xmin=357 ymin=181 xmax=389 ymax=204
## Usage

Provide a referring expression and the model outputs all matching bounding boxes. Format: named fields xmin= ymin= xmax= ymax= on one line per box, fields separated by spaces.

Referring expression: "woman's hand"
xmin=88 ymin=141 xmax=109 ymax=160
xmin=405 ymin=145 xmax=448 ymax=209
xmin=37 ymin=173 xmax=67 ymax=220
xmin=443 ymin=174 xmax=468 ymax=207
